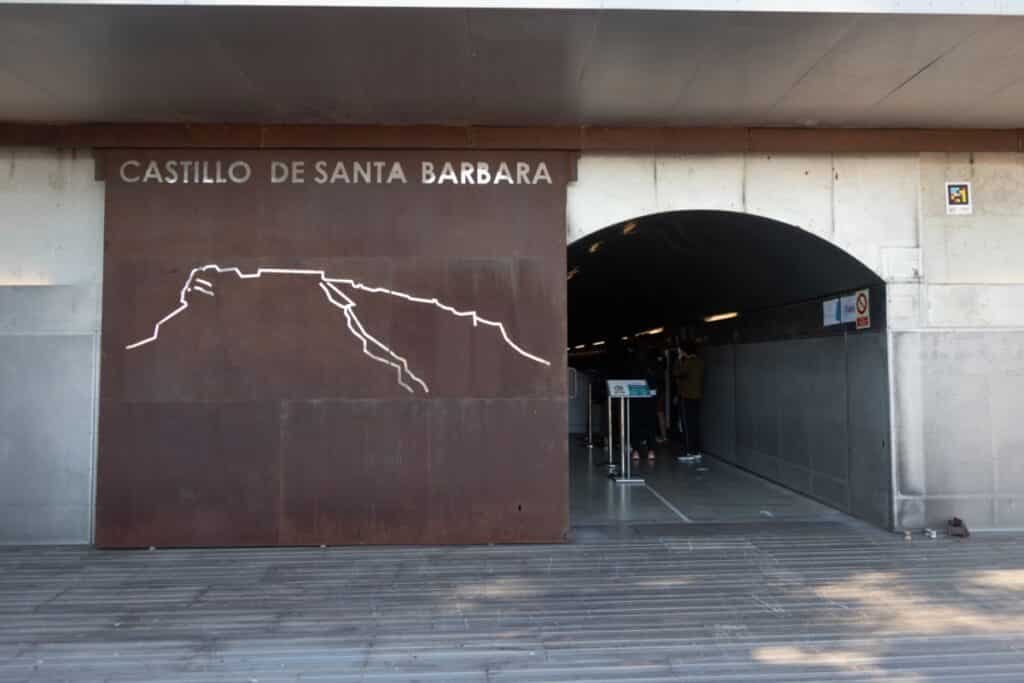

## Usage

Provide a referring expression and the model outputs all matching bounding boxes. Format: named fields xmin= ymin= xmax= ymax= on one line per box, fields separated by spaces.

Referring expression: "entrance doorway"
xmin=567 ymin=210 xmax=891 ymax=532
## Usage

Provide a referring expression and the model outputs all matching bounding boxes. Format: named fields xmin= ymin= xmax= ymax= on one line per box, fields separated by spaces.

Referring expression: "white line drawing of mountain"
xmin=125 ymin=264 xmax=551 ymax=394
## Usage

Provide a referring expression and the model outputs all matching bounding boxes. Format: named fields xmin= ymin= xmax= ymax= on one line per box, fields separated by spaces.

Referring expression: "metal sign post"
xmin=586 ymin=379 xmax=593 ymax=449
xmin=619 ymin=396 xmax=627 ymax=477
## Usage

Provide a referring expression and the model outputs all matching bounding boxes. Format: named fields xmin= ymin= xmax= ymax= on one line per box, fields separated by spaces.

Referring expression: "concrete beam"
xmin=0 ymin=124 xmax=1021 ymax=153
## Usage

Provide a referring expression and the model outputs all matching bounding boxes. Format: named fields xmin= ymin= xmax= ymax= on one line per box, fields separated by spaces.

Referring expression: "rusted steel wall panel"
xmin=96 ymin=150 xmax=570 ymax=547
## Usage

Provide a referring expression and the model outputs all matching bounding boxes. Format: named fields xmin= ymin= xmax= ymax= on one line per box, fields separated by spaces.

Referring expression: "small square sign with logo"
xmin=855 ymin=288 xmax=871 ymax=330
xmin=946 ymin=181 xmax=972 ymax=215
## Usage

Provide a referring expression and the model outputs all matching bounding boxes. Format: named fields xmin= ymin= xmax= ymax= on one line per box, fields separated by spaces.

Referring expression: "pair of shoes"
xmin=647 ymin=451 xmax=656 ymax=461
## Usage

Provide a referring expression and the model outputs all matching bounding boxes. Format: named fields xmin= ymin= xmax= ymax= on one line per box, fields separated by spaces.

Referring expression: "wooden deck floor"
xmin=4 ymin=522 xmax=1024 ymax=682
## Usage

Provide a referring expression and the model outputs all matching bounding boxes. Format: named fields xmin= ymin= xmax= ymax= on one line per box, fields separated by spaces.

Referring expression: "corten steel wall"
xmin=95 ymin=150 xmax=571 ymax=547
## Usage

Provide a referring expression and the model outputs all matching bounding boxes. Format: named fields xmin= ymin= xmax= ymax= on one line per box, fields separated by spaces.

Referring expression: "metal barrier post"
xmin=586 ymin=379 xmax=593 ymax=449
xmin=625 ymin=397 xmax=631 ymax=480
xmin=607 ymin=396 xmax=614 ymax=471
xmin=619 ymin=396 xmax=627 ymax=478
xmin=598 ymin=394 xmax=616 ymax=474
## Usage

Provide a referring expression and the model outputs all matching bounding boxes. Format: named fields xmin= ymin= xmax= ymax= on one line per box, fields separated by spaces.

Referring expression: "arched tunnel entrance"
xmin=567 ymin=211 xmax=892 ymax=532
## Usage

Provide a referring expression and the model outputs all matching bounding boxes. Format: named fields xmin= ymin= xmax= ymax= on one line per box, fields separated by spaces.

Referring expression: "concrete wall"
xmin=892 ymin=154 xmax=1024 ymax=530
xmin=569 ymin=151 xmax=1024 ymax=530
xmin=567 ymin=153 xmax=921 ymax=280
xmin=0 ymin=148 xmax=103 ymax=543
xmin=2 ymin=148 xmax=1023 ymax=542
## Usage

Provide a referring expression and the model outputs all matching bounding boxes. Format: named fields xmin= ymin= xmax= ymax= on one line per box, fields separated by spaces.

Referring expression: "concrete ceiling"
xmin=566 ymin=211 xmax=882 ymax=345
xmin=2 ymin=4 xmax=1024 ymax=127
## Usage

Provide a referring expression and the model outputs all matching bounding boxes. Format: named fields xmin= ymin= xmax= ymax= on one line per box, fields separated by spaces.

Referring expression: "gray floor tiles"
xmin=571 ymin=439 xmax=844 ymax=528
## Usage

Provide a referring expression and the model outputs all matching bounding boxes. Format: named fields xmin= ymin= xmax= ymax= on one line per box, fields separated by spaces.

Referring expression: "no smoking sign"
xmin=855 ymin=289 xmax=871 ymax=330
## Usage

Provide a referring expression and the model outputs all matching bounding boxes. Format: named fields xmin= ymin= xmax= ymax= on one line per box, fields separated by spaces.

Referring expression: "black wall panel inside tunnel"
xmin=701 ymin=327 xmax=892 ymax=530
xmin=568 ymin=211 xmax=892 ymax=529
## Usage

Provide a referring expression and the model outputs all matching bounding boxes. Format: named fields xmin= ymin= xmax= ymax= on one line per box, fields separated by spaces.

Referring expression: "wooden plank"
xmin=6 ymin=516 xmax=1024 ymax=681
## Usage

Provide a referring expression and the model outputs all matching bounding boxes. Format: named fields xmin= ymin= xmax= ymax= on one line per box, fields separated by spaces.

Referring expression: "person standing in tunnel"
xmin=654 ymin=347 xmax=670 ymax=444
xmin=675 ymin=340 xmax=705 ymax=458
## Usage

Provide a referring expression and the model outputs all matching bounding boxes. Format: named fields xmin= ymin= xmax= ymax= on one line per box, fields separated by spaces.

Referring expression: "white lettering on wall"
xmin=228 ymin=161 xmax=252 ymax=184
xmin=271 ymin=161 xmax=289 ymax=184
xmin=119 ymin=160 xmax=141 ymax=183
xmin=533 ymin=162 xmax=552 ymax=185
xmin=437 ymin=162 xmax=458 ymax=184
xmin=419 ymin=160 xmax=553 ymax=185
xmin=331 ymin=162 xmax=351 ymax=184
xmin=422 ymin=161 xmax=436 ymax=184
xmin=494 ymin=163 xmax=513 ymax=184
xmin=386 ymin=163 xmax=408 ymax=184
xmin=116 ymin=159 xmax=552 ymax=186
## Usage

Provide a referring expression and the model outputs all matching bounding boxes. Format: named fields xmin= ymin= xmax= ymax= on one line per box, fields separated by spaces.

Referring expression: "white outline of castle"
xmin=126 ymin=264 xmax=551 ymax=394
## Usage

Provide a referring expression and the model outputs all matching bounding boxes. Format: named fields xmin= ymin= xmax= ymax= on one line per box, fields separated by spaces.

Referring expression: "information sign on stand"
xmin=605 ymin=379 xmax=650 ymax=485
xmin=607 ymin=379 xmax=655 ymax=399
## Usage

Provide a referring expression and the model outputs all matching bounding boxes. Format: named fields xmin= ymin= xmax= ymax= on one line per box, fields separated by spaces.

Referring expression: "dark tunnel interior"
xmin=566 ymin=210 xmax=894 ymax=529
xmin=567 ymin=210 xmax=885 ymax=347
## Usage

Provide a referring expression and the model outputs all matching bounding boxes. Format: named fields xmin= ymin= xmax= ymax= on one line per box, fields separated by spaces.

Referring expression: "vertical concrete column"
xmin=0 ymin=148 xmax=104 ymax=544
xmin=893 ymin=153 xmax=1024 ymax=529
